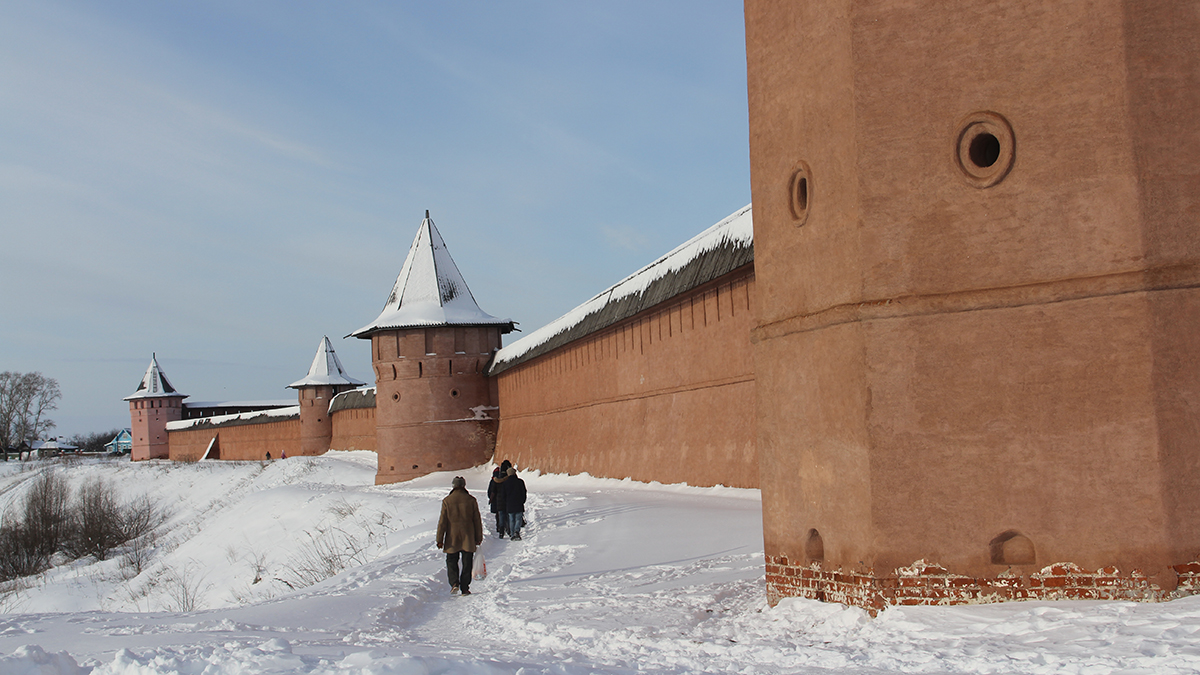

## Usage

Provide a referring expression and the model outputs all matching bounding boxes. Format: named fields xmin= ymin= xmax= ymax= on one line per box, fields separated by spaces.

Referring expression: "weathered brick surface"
xmin=766 ymin=557 xmax=1200 ymax=615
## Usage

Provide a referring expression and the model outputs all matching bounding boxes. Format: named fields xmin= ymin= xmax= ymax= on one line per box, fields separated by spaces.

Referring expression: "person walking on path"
xmin=488 ymin=460 xmax=512 ymax=538
xmin=500 ymin=466 xmax=527 ymax=540
xmin=436 ymin=476 xmax=483 ymax=595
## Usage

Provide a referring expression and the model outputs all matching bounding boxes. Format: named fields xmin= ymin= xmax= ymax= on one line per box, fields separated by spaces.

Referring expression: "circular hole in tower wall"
xmin=969 ymin=133 xmax=1001 ymax=167
xmin=954 ymin=111 xmax=1015 ymax=188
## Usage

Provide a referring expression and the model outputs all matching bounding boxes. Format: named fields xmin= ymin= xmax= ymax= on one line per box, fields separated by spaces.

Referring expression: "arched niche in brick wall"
xmin=989 ymin=530 xmax=1036 ymax=565
xmin=805 ymin=529 xmax=824 ymax=563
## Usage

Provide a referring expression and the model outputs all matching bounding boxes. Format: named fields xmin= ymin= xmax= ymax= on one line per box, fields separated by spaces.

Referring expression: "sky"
xmin=3 ymin=456 xmax=1199 ymax=674
xmin=0 ymin=1 xmax=752 ymax=438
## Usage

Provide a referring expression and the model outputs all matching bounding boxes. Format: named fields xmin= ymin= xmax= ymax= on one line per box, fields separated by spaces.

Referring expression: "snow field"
xmin=0 ymin=454 xmax=1198 ymax=674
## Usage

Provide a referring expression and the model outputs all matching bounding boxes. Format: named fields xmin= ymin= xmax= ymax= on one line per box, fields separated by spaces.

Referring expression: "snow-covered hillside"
xmin=0 ymin=454 xmax=1198 ymax=674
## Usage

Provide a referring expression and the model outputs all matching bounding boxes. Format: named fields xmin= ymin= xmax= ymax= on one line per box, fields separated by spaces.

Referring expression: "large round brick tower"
xmin=124 ymin=354 xmax=187 ymax=461
xmin=352 ymin=212 xmax=514 ymax=484
xmin=288 ymin=336 xmax=366 ymax=456
xmin=745 ymin=0 xmax=1200 ymax=610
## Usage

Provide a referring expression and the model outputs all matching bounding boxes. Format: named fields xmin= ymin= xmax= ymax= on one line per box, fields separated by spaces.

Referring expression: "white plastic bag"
xmin=472 ymin=551 xmax=487 ymax=580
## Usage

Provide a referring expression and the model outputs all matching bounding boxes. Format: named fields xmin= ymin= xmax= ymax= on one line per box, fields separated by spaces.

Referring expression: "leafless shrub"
xmin=120 ymin=495 xmax=170 ymax=574
xmin=161 ymin=561 xmax=208 ymax=612
xmin=0 ymin=469 xmax=71 ymax=579
xmin=248 ymin=549 xmax=270 ymax=585
xmin=280 ymin=527 xmax=369 ymax=589
xmin=326 ymin=497 xmax=359 ymax=520
xmin=23 ymin=469 xmax=71 ymax=562
xmin=0 ymin=515 xmax=45 ymax=580
xmin=65 ymin=477 xmax=124 ymax=560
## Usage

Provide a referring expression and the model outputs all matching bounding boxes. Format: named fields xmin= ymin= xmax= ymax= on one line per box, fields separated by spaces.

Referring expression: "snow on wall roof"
xmin=351 ymin=212 xmax=515 ymax=338
xmin=124 ymin=354 xmax=188 ymax=400
xmin=489 ymin=204 xmax=753 ymax=376
xmin=329 ymin=387 xmax=376 ymax=414
xmin=288 ymin=336 xmax=367 ymax=388
xmin=165 ymin=405 xmax=300 ymax=432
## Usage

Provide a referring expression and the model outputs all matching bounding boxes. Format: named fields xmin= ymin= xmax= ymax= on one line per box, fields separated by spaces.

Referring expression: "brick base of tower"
xmin=375 ymin=418 xmax=497 ymax=485
xmin=766 ymin=558 xmax=1200 ymax=615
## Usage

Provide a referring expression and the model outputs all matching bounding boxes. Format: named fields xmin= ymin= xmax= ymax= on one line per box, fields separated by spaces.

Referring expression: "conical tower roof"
xmin=124 ymin=354 xmax=188 ymax=400
xmin=351 ymin=211 xmax=514 ymax=338
xmin=288 ymin=336 xmax=367 ymax=389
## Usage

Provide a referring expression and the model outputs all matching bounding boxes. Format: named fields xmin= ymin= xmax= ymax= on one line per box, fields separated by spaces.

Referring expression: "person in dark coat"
xmin=487 ymin=460 xmax=512 ymax=538
xmin=500 ymin=466 xmax=527 ymax=540
xmin=436 ymin=476 xmax=483 ymax=595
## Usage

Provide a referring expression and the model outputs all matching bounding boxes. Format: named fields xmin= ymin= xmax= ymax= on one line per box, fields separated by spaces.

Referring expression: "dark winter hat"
xmin=452 ymin=476 xmax=466 ymax=488
xmin=500 ymin=459 xmax=512 ymax=472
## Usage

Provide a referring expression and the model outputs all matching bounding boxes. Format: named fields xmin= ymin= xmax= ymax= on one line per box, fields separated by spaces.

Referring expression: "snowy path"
xmin=1 ymin=456 xmax=1200 ymax=674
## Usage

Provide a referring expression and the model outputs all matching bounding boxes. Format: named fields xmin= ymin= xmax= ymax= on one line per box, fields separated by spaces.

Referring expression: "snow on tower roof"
xmin=489 ymin=204 xmax=753 ymax=375
xmin=351 ymin=211 xmax=514 ymax=338
xmin=124 ymin=354 xmax=188 ymax=400
xmin=288 ymin=336 xmax=367 ymax=388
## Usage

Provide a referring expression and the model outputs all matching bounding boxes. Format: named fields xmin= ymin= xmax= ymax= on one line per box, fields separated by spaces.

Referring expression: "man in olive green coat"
xmin=436 ymin=476 xmax=483 ymax=595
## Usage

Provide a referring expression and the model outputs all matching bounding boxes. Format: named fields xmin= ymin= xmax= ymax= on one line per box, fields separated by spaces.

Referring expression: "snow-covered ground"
xmin=1 ymin=453 xmax=1198 ymax=674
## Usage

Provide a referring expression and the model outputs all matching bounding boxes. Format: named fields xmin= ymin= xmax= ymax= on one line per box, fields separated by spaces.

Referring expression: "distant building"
xmin=104 ymin=429 xmax=132 ymax=454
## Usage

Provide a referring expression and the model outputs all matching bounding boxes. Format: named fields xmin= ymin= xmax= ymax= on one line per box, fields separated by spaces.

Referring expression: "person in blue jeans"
xmin=488 ymin=460 xmax=512 ymax=537
xmin=500 ymin=466 xmax=527 ymax=540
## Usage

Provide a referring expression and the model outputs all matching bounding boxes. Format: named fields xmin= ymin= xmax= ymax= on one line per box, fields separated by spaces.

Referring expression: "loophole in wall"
xmin=954 ymin=111 xmax=1014 ymax=188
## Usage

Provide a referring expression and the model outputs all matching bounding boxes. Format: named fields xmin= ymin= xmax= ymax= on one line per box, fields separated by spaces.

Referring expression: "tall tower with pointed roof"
xmin=124 ymin=354 xmax=188 ymax=461
xmin=288 ymin=336 xmax=366 ymax=456
xmin=352 ymin=211 xmax=514 ymax=484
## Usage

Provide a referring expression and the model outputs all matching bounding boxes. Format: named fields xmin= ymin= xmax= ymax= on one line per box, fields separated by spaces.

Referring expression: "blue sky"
xmin=0 ymin=1 xmax=751 ymax=437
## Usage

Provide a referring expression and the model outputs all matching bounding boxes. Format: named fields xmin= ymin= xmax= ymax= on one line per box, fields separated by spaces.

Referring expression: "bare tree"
xmin=0 ymin=372 xmax=62 ymax=453
xmin=68 ymin=428 xmax=123 ymax=454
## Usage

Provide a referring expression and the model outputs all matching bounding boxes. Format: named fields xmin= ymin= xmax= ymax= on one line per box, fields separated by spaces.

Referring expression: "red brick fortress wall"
xmin=493 ymin=267 xmax=758 ymax=488
xmin=167 ymin=415 xmax=300 ymax=461
xmin=330 ymin=407 xmax=376 ymax=452
xmin=745 ymin=0 xmax=1200 ymax=610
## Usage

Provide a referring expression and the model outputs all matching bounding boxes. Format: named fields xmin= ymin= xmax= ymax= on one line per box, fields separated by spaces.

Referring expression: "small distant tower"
xmin=287 ymin=336 xmax=366 ymax=456
xmin=351 ymin=211 xmax=515 ymax=484
xmin=124 ymin=354 xmax=187 ymax=461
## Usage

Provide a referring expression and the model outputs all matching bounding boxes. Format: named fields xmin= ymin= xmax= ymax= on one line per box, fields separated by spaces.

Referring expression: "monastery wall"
xmin=167 ymin=413 xmax=300 ymax=462
xmin=493 ymin=266 xmax=757 ymax=488
xmin=331 ymin=407 xmax=376 ymax=452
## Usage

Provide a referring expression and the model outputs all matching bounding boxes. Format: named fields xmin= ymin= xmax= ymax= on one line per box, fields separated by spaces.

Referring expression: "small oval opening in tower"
xmin=788 ymin=161 xmax=813 ymax=226
xmin=805 ymin=528 xmax=824 ymax=562
xmin=969 ymin=133 xmax=1001 ymax=168
xmin=989 ymin=530 xmax=1035 ymax=565
xmin=451 ymin=389 xmax=459 ymax=398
